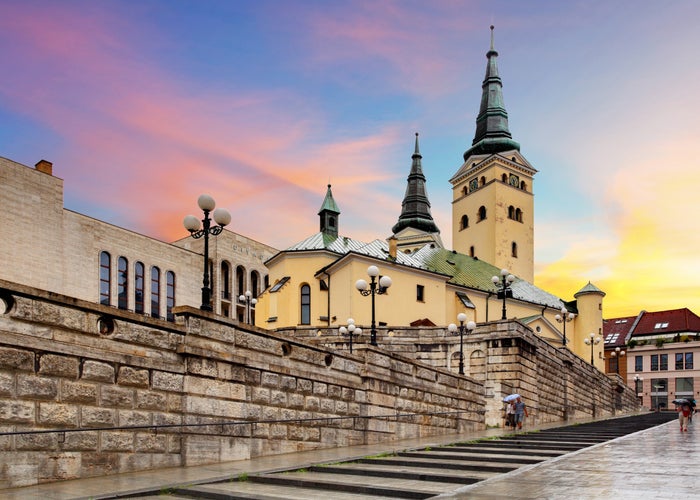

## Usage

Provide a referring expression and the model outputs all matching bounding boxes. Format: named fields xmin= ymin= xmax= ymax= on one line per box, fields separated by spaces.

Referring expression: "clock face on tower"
xmin=509 ymin=174 xmax=520 ymax=187
xmin=469 ymin=178 xmax=479 ymax=192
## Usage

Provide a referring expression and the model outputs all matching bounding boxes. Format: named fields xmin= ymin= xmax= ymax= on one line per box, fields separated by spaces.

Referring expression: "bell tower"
xmin=450 ymin=26 xmax=536 ymax=282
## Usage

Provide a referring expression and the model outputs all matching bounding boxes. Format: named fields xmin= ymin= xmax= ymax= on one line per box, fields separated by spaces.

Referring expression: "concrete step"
xmin=360 ymin=454 xmax=520 ymax=473
xmin=172 ymin=481 xmax=403 ymax=499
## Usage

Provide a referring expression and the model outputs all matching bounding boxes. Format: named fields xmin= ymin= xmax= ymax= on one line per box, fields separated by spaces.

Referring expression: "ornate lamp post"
xmin=448 ymin=314 xmax=476 ymax=375
xmin=610 ymin=346 xmax=626 ymax=374
xmin=183 ymin=194 xmax=231 ymax=311
xmin=355 ymin=265 xmax=392 ymax=346
xmin=584 ymin=332 xmax=601 ymax=365
xmin=634 ymin=374 xmax=643 ymax=397
xmin=239 ymin=290 xmax=257 ymax=325
xmin=555 ymin=306 xmax=575 ymax=346
xmin=338 ymin=318 xmax=362 ymax=353
xmin=491 ymin=269 xmax=514 ymax=320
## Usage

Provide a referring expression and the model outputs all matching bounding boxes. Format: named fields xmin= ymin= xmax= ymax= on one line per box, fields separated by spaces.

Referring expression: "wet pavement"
xmin=0 ymin=412 xmax=694 ymax=500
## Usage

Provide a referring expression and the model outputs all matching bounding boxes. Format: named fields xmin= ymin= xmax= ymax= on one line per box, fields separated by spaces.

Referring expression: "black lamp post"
xmin=634 ymin=374 xmax=643 ymax=397
xmin=583 ymin=332 xmax=601 ymax=365
xmin=355 ymin=265 xmax=392 ymax=346
xmin=610 ymin=346 xmax=625 ymax=374
xmin=491 ymin=269 xmax=514 ymax=320
xmin=555 ymin=306 xmax=575 ymax=346
xmin=183 ymin=194 xmax=231 ymax=312
xmin=339 ymin=318 xmax=362 ymax=353
xmin=448 ymin=314 xmax=476 ymax=375
xmin=239 ymin=290 xmax=257 ymax=325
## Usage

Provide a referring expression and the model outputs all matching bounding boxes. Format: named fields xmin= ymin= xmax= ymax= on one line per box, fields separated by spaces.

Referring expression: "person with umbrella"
xmin=513 ymin=396 xmax=528 ymax=430
xmin=675 ymin=399 xmax=693 ymax=432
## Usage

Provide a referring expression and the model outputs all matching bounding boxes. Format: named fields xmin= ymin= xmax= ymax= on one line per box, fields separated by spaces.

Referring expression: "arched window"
xmin=328 ymin=216 xmax=336 ymax=228
xmin=520 ymin=181 xmax=527 ymax=191
xmin=501 ymin=173 xmax=508 ymax=183
xmin=151 ymin=266 xmax=161 ymax=318
xmin=236 ymin=266 xmax=245 ymax=298
xmin=166 ymin=271 xmax=175 ymax=321
xmin=512 ymin=241 xmax=518 ymax=258
xmin=251 ymin=271 xmax=260 ymax=298
xmin=460 ymin=215 xmax=469 ymax=230
xmin=264 ymin=274 xmax=270 ymax=290
xmin=221 ymin=262 xmax=230 ymax=300
xmin=462 ymin=186 xmax=468 ymax=196
xmin=470 ymin=246 xmax=475 ymax=258
xmin=117 ymin=256 xmax=128 ymax=310
xmin=508 ymin=206 xmax=515 ymax=220
xmin=515 ymin=208 xmax=523 ymax=222
xmin=134 ymin=262 xmax=145 ymax=314
xmin=99 ymin=251 xmax=111 ymax=306
xmin=480 ymin=176 xmax=486 ymax=186
xmin=300 ymin=284 xmax=311 ymax=325
xmin=478 ymin=206 xmax=487 ymax=221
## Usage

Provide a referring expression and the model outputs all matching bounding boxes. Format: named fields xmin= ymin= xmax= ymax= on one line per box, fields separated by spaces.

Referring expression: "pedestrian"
xmin=513 ymin=397 xmax=528 ymax=430
xmin=678 ymin=401 xmax=692 ymax=432
xmin=504 ymin=401 xmax=515 ymax=428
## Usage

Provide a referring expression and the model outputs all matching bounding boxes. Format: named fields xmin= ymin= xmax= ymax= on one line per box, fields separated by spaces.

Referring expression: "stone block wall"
xmin=0 ymin=280 xmax=484 ymax=488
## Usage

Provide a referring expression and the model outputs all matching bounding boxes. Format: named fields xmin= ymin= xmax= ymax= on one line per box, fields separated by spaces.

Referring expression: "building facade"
xmin=604 ymin=308 xmax=700 ymax=409
xmin=0 ymin=156 xmax=277 ymax=322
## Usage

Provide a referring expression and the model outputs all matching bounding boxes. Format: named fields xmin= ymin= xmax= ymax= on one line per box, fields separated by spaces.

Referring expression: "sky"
xmin=2 ymin=0 xmax=700 ymax=318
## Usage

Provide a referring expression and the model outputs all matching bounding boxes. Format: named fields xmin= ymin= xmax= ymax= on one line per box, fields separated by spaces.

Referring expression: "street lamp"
xmin=238 ymin=290 xmax=257 ymax=325
xmin=491 ymin=269 xmax=514 ymax=320
xmin=555 ymin=306 xmax=575 ymax=346
xmin=448 ymin=314 xmax=476 ymax=375
xmin=583 ymin=332 xmax=601 ymax=365
xmin=338 ymin=318 xmax=362 ymax=353
xmin=610 ymin=346 xmax=626 ymax=374
xmin=634 ymin=374 xmax=643 ymax=395
xmin=183 ymin=194 xmax=231 ymax=311
xmin=355 ymin=265 xmax=392 ymax=346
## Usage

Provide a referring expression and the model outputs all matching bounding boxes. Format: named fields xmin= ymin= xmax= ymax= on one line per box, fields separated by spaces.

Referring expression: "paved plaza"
xmin=0 ymin=414 xmax=695 ymax=500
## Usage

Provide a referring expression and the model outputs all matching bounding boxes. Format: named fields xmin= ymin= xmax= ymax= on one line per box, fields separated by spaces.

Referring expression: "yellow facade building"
xmin=255 ymin=28 xmax=606 ymax=371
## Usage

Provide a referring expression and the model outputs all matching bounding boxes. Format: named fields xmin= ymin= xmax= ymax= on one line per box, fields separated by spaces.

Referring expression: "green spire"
xmin=392 ymin=133 xmax=440 ymax=235
xmin=463 ymin=25 xmax=520 ymax=161
xmin=318 ymin=184 xmax=340 ymax=237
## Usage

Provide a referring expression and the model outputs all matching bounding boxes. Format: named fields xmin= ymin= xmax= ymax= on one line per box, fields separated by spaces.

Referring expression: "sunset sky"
xmin=2 ymin=0 xmax=699 ymax=318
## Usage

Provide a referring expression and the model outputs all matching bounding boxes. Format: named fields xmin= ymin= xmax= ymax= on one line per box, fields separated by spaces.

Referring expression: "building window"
xmin=520 ymin=181 xmax=527 ymax=191
xmin=166 ymin=271 xmax=175 ymax=322
xmin=134 ymin=262 xmax=145 ymax=314
xmin=480 ymin=176 xmax=486 ymax=186
xmin=251 ymin=272 xmax=260 ymax=298
xmin=651 ymin=354 xmax=658 ymax=371
xmin=221 ymin=262 xmax=230 ymax=300
xmin=117 ymin=256 xmax=128 ymax=310
xmin=416 ymin=284 xmax=425 ymax=302
xmin=515 ymin=208 xmax=523 ymax=222
xmin=501 ymin=173 xmax=508 ymax=183
xmin=660 ymin=353 xmax=668 ymax=371
xmin=635 ymin=355 xmax=643 ymax=372
xmin=685 ymin=352 xmax=694 ymax=369
xmin=609 ymin=356 xmax=619 ymax=373
xmin=676 ymin=353 xmax=684 ymax=370
xmin=470 ymin=246 xmax=475 ymax=257
xmin=511 ymin=241 xmax=518 ymax=258
xmin=300 ymin=284 xmax=310 ymax=325
xmin=151 ymin=266 xmax=161 ymax=318
xmin=460 ymin=215 xmax=469 ymax=230
xmin=99 ymin=251 xmax=111 ymax=306
xmin=462 ymin=186 xmax=468 ymax=196
xmin=236 ymin=266 xmax=245 ymax=298
xmin=478 ymin=206 xmax=487 ymax=221
xmin=651 ymin=378 xmax=668 ymax=410
xmin=508 ymin=206 xmax=515 ymax=219
xmin=676 ymin=377 xmax=693 ymax=395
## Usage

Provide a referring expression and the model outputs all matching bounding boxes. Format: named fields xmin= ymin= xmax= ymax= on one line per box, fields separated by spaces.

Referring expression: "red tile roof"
xmin=630 ymin=308 xmax=700 ymax=337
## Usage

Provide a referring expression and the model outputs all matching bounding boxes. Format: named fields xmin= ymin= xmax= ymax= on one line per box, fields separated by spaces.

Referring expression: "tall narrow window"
xmin=460 ymin=215 xmax=469 ymax=230
xmin=134 ymin=262 xmax=145 ymax=314
xmin=416 ymin=284 xmax=425 ymax=302
xmin=508 ymin=206 xmax=515 ymax=219
xmin=651 ymin=354 xmax=659 ymax=371
xmin=515 ymin=208 xmax=523 ymax=222
xmin=478 ymin=206 xmax=487 ymax=221
xmin=660 ymin=354 xmax=668 ymax=371
xmin=251 ymin=272 xmax=260 ymax=298
xmin=117 ymin=256 xmax=128 ymax=310
xmin=511 ymin=241 xmax=518 ymax=258
xmin=166 ymin=271 xmax=175 ymax=322
xmin=221 ymin=262 xmax=230 ymax=300
xmin=635 ymin=355 xmax=643 ymax=372
xmin=470 ymin=246 xmax=475 ymax=257
xmin=686 ymin=352 xmax=694 ymax=369
xmin=236 ymin=266 xmax=245 ymax=298
xmin=300 ymin=284 xmax=311 ymax=325
xmin=151 ymin=266 xmax=161 ymax=318
xmin=676 ymin=353 xmax=684 ymax=370
xmin=99 ymin=251 xmax=111 ymax=306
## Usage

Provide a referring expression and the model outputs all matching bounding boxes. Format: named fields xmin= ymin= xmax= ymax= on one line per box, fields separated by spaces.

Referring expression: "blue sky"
xmin=2 ymin=0 xmax=700 ymax=316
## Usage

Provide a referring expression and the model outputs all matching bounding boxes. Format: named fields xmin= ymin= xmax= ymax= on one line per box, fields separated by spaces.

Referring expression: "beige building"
xmin=0 ymin=156 xmax=276 ymax=323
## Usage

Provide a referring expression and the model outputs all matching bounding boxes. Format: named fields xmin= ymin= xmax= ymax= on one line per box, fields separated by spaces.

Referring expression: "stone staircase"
xmin=120 ymin=412 xmax=677 ymax=500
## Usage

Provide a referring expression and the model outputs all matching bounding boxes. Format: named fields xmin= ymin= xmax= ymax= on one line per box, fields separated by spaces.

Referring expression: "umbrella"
xmin=503 ymin=394 xmax=521 ymax=403
xmin=672 ymin=398 xmax=690 ymax=405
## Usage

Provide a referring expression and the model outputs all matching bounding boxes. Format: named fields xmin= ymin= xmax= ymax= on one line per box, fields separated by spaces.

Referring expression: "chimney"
xmin=388 ymin=236 xmax=397 ymax=260
xmin=35 ymin=160 xmax=53 ymax=175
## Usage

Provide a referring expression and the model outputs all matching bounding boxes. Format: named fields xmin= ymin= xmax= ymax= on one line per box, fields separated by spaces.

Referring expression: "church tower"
xmin=319 ymin=184 xmax=340 ymax=237
xmin=392 ymin=133 xmax=443 ymax=253
xmin=450 ymin=26 xmax=536 ymax=282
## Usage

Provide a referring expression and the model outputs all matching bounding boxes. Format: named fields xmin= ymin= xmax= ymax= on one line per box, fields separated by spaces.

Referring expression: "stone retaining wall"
xmin=0 ymin=280 xmax=484 ymax=488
